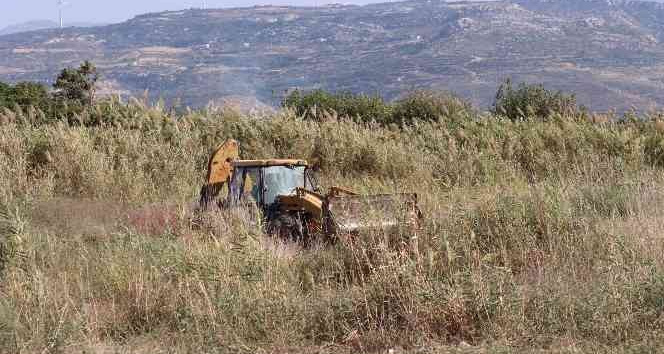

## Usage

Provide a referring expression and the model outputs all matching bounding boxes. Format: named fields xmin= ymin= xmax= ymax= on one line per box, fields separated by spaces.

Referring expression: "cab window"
xmin=262 ymin=166 xmax=305 ymax=205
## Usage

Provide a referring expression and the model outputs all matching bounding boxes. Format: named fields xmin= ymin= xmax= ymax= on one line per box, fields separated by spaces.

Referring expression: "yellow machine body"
xmin=199 ymin=139 xmax=422 ymax=241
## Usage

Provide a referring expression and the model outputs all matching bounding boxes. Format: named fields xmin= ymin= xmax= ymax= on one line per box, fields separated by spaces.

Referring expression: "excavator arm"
xmin=276 ymin=188 xmax=325 ymax=219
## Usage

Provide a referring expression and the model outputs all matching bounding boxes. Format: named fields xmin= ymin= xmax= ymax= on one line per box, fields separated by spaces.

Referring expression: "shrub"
xmin=0 ymin=82 xmax=8 ymax=106
xmin=0 ymin=81 xmax=50 ymax=113
xmin=0 ymin=62 xmax=101 ymax=125
xmin=282 ymin=89 xmax=475 ymax=126
xmin=281 ymin=89 xmax=392 ymax=123
xmin=391 ymin=90 xmax=473 ymax=125
xmin=492 ymin=79 xmax=580 ymax=121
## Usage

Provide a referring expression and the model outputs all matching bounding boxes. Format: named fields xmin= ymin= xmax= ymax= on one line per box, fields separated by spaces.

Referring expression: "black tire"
xmin=266 ymin=212 xmax=307 ymax=244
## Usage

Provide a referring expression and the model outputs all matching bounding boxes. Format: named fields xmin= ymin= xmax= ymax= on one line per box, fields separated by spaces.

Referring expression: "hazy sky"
xmin=1 ymin=0 xmax=382 ymax=27
xmin=6 ymin=0 xmax=664 ymax=28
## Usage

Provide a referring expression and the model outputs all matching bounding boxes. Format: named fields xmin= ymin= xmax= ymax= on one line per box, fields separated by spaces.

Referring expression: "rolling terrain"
xmin=0 ymin=20 xmax=103 ymax=36
xmin=3 ymin=0 xmax=664 ymax=110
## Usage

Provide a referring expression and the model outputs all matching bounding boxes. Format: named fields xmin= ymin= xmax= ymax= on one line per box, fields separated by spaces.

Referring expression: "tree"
xmin=10 ymin=82 xmax=49 ymax=109
xmin=53 ymin=61 xmax=98 ymax=106
xmin=0 ymin=81 xmax=49 ymax=110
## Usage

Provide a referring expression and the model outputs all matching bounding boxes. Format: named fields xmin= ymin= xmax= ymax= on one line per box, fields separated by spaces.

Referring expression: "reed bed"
xmin=1 ymin=102 xmax=664 ymax=353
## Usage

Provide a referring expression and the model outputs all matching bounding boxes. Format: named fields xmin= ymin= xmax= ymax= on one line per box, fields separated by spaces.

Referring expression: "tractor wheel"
xmin=266 ymin=213 xmax=308 ymax=244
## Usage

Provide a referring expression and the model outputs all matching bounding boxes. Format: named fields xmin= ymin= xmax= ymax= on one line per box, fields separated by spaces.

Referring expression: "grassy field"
xmin=1 ymin=101 xmax=664 ymax=353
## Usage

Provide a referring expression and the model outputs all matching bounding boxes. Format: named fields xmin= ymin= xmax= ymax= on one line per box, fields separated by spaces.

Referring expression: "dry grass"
xmin=1 ymin=103 xmax=664 ymax=352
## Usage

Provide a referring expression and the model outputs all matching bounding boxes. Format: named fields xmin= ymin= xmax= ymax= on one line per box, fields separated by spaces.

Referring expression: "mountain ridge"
xmin=2 ymin=0 xmax=664 ymax=111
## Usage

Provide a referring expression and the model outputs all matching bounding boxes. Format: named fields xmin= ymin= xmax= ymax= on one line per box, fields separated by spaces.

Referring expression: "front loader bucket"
xmin=325 ymin=193 xmax=422 ymax=235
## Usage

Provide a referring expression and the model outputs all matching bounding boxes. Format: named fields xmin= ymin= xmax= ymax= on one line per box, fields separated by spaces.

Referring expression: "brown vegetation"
xmin=1 ymin=101 xmax=664 ymax=353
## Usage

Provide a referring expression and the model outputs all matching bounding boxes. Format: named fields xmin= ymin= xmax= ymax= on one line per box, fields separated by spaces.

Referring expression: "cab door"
xmin=228 ymin=167 xmax=262 ymax=206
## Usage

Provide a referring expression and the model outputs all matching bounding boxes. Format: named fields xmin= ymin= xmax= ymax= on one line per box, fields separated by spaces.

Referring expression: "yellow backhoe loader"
xmin=199 ymin=139 xmax=422 ymax=244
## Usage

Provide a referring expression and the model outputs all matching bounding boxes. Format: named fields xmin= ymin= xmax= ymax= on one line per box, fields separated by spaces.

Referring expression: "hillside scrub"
xmin=281 ymin=89 xmax=393 ymax=123
xmin=0 ymin=81 xmax=51 ymax=112
xmin=0 ymin=62 xmax=98 ymax=126
xmin=281 ymin=89 xmax=474 ymax=125
xmin=492 ymin=80 xmax=582 ymax=122
xmin=1 ymin=100 xmax=664 ymax=352
xmin=391 ymin=90 xmax=474 ymax=125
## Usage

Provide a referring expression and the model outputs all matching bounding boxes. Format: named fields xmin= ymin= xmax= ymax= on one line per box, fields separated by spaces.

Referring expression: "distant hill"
xmin=0 ymin=20 xmax=59 ymax=35
xmin=0 ymin=20 xmax=104 ymax=36
xmin=3 ymin=0 xmax=664 ymax=111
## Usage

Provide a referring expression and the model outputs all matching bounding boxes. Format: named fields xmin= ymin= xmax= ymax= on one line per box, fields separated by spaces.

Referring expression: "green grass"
xmin=1 ymin=101 xmax=664 ymax=352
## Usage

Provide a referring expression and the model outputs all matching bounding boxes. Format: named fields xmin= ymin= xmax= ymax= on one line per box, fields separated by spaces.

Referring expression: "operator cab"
xmin=227 ymin=159 xmax=317 ymax=209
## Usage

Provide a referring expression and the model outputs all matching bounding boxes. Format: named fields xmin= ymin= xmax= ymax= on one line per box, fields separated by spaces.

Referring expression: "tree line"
xmin=1 ymin=60 xmax=582 ymax=125
xmin=281 ymin=80 xmax=582 ymax=125
xmin=0 ymin=61 xmax=97 ymax=119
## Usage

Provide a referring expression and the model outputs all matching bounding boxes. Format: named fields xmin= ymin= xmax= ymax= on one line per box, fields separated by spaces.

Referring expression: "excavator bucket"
xmin=326 ymin=193 xmax=422 ymax=235
xmin=199 ymin=139 xmax=240 ymax=209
